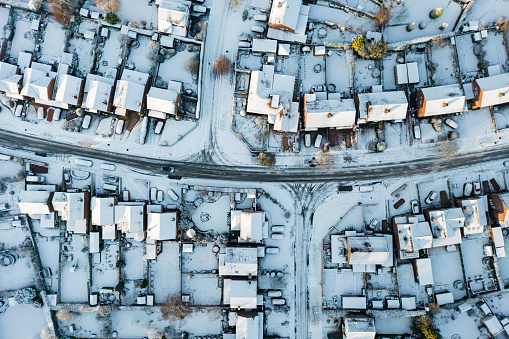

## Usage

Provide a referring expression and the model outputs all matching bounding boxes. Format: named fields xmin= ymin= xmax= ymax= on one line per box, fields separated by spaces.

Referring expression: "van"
xmin=156 ymin=190 xmax=164 ymax=202
xmin=267 ymin=290 xmax=282 ymax=297
xmin=413 ymin=124 xmax=421 ymax=139
xmin=167 ymin=189 xmax=179 ymax=201
xmin=26 ymin=175 xmax=45 ymax=183
xmin=445 ymin=118 xmax=458 ymax=129
xmin=155 ymin=121 xmax=164 ymax=134
xmin=82 ymin=114 xmax=92 ymax=129
xmin=359 ymin=185 xmax=374 ymax=193
xmin=37 ymin=107 xmax=44 ymax=120
xmin=75 ymin=158 xmax=93 ymax=167
xmin=15 ymin=105 xmax=23 ymax=117
xmin=192 ymin=5 xmax=207 ymax=13
xmin=0 ymin=154 xmax=12 ymax=161
xmin=272 ymin=298 xmax=286 ymax=306
xmin=271 ymin=225 xmax=284 ymax=232
xmin=304 ymin=134 xmax=311 ymax=147
xmin=314 ymin=134 xmax=323 ymax=148
xmin=100 ymin=163 xmax=116 ymax=171
xmin=238 ymin=41 xmax=251 ymax=48
xmin=266 ymin=247 xmax=280 ymax=254
xmin=116 ymin=120 xmax=124 ymax=134
xmin=271 ymin=233 xmax=284 ymax=240
xmin=150 ymin=187 xmax=157 ymax=201
xmin=254 ymin=14 xmax=268 ymax=21
xmin=53 ymin=108 xmax=61 ymax=121
xmin=251 ymin=25 xmax=265 ymax=33
xmin=103 ymin=183 xmax=117 ymax=191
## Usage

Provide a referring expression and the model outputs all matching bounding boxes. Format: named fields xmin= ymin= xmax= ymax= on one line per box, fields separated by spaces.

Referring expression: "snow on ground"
xmin=0 ymin=7 xmax=11 ymax=44
xmin=149 ymin=241 xmax=180 ymax=304
xmin=326 ymin=49 xmax=354 ymax=97
xmin=179 ymin=308 xmax=222 ymax=335
xmin=430 ymin=42 xmax=458 ymax=86
xmin=456 ymin=34 xmax=479 ymax=78
xmin=9 ymin=10 xmax=35 ymax=58
xmin=158 ymin=47 xmax=200 ymax=94
xmin=301 ymin=52 xmax=325 ymax=94
xmin=437 ymin=311 xmax=481 ymax=339
xmin=429 ymin=246 xmax=467 ymax=301
xmin=0 ymin=255 xmax=35 ymax=291
xmin=0 ymin=305 xmax=49 ymax=339
xmin=385 ymin=0 xmax=462 ymax=43
xmin=482 ymin=31 xmax=508 ymax=71
xmin=353 ymin=58 xmax=380 ymax=92
xmin=375 ymin=316 xmax=413 ymax=335
xmin=158 ymin=119 xmax=196 ymax=147
xmin=382 ymin=50 xmax=400 ymax=91
xmin=68 ymin=34 xmax=96 ymax=77
xmin=38 ymin=18 xmax=66 ymax=65
xmin=96 ymin=28 xmax=123 ymax=77
xmin=182 ymin=242 xmax=218 ymax=272
xmin=60 ymin=234 xmax=90 ymax=303
xmin=191 ymin=194 xmax=230 ymax=233
xmin=182 ymin=274 xmax=221 ymax=305
xmin=91 ymin=242 xmax=119 ymax=291
xmin=36 ymin=237 xmax=60 ymax=293
xmin=127 ymin=34 xmax=155 ymax=74
xmin=265 ymin=309 xmax=292 ymax=338
xmin=465 ymin=0 xmax=509 ymax=24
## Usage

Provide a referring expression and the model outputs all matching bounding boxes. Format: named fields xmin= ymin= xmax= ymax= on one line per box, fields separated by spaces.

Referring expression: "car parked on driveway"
xmin=425 ymin=191 xmax=437 ymax=204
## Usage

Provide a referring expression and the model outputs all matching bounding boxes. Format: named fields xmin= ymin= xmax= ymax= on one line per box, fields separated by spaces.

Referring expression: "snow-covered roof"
xmin=474 ymin=73 xmax=509 ymax=107
xmin=342 ymin=296 xmax=366 ymax=310
xmin=401 ymin=296 xmax=416 ymax=310
xmin=158 ymin=0 xmax=190 ymax=35
xmin=419 ymin=84 xmax=466 ymax=117
xmin=414 ymin=258 xmax=434 ymax=286
xmin=0 ymin=62 xmax=21 ymax=95
xmin=330 ymin=235 xmax=347 ymax=264
xmin=435 ymin=292 xmax=454 ymax=305
xmin=236 ymin=313 xmax=260 ymax=339
xmin=278 ymin=43 xmax=290 ymax=56
xmin=238 ymin=211 xmax=265 ymax=243
xmin=394 ymin=215 xmax=432 ymax=259
xmin=356 ymin=91 xmax=408 ymax=123
xmin=113 ymin=80 xmax=146 ymax=113
xmin=228 ymin=279 xmax=257 ymax=309
xmin=147 ymin=211 xmax=177 ymax=240
xmin=84 ymin=74 xmax=115 ymax=113
xmin=52 ymin=192 xmax=88 ymax=221
xmin=273 ymin=102 xmax=300 ymax=133
xmin=304 ymin=94 xmax=356 ymax=130
xmin=54 ymin=74 xmax=83 ymax=107
xmin=252 ymin=39 xmax=278 ymax=53
xmin=18 ymin=191 xmax=53 ymax=215
xmin=482 ymin=315 xmax=504 ymax=336
xmin=269 ymin=0 xmax=302 ymax=32
xmin=102 ymin=224 xmax=117 ymax=240
xmin=492 ymin=226 xmax=505 ymax=248
xmin=91 ymin=196 xmax=116 ymax=226
xmin=347 ymin=236 xmax=389 ymax=265
xmin=427 ymin=208 xmax=464 ymax=247
xmin=20 ymin=67 xmax=55 ymax=100
xmin=147 ymin=86 xmax=181 ymax=116
xmin=344 ymin=317 xmax=375 ymax=338
xmin=406 ymin=62 xmax=419 ymax=84
xmin=90 ymin=232 xmax=100 ymax=253
xmin=17 ymin=52 xmax=33 ymax=73
xmin=115 ymin=202 xmax=146 ymax=240
xmin=458 ymin=197 xmax=487 ymax=235
xmin=219 ymin=247 xmax=258 ymax=276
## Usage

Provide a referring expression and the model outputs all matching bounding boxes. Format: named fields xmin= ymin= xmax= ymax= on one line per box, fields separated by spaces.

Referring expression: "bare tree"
xmin=374 ymin=6 xmax=391 ymax=27
xmin=185 ymin=57 xmax=199 ymax=75
xmin=213 ymin=55 xmax=231 ymax=75
xmin=40 ymin=330 xmax=56 ymax=339
xmin=56 ymin=308 xmax=76 ymax=322
xmin=436 ymin=141 xmax=458 ymax=159
xmin=258 ymin=152 xmax=276 ymax=167
xmin=48 ymin=0 xmax=75 ymax=26
xmin=160 ymin=295 xmax=191 ymax=323
xmin=95 ymin=0 xmax=120 ymax=13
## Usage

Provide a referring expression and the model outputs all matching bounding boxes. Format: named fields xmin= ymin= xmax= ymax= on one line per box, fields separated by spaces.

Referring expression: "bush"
xmin=367 ymin=40 xmax=387 ymax=60
xmin=160 ymin=294 xmax=191 ymax=322
xmin=115 ymin=259 xmax=126 ymax=269
xmin=56 ymin=308 xmax=76 ymax=322
xmin=429 ymin=7 xmax=443 ymax=19
xmin=185 ymin=57 xmax=199 ymax=75
xmin=114 ymin=281 xmax=125 ymax=293
xmin=213 ymin=55 xmax=231 ymax=75
xmin=351 ymin=35 xmax=366 ymax=52
xmin=48 ymin=0 xmax=75 ymax=26
xmin=374 ymin=6 xmax=391 ymax=27
xmin=412 ymin=314 xmax=442 ymax=339
xmin=140 ymin=278 xmax=148 ymax=289
xmin=14 ymin=287 xmax=37 ymax=304
xmin=258 ymin=152 xmax=276 ymax=167
xmin=352 ymin=35 xmax=387 ymax=60
xmin=104 ymin=12 xmax=119 ymax=25
xmin=96 ymin=0 xmax=119 ymax=13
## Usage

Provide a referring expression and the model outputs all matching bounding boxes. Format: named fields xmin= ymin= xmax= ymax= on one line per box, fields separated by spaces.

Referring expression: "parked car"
xmin=359 ymin=185 xmax=374 ymax=193
xmin=314 ymin=134 xmax=323 ymax=148
xmin=116 ymin=120 xmax=124 ymax=134
xmin=251 ymin=25 xmax=265 ymax=33
xmin=40 ymin=267 xmax=52 ymax=279
xmin=413 ymin=124 xmax=421 ymax=139
xmin=463 ymin=183 xmax=473 ymax=196
xmin=304 ymin=134 xmax=311 ymax=147
xmin=53 ymin=108 xmax=61 ymax=121
xmin=154 ymin=121 xmax=164 ymax=134
xmin=14 ymin=105 xmax=23 ymax=117
xmin=161 ymin=166 xmax=175 ymax=173
xmin=100 ymin=163 xmax=116 ymax=171
xmin=254 ymin=14 xmax=268 ymax=21
xmin=74 ymin=158 xmax=93 ymax=167
xmin=103 ymin=183 xmax=117 ymax=191
xmin=410 ymin=200 xmax=420 ymax=214
xmin=271 ymin=226 xmax=284 ymax=232
xmin=238 ymin=41 xmax=251 ymax=48
xmin=122 ymin=190 xmax=130 ymax=201
xmin=445 ymin=118 xmax=458 ymax=129
xmin=271 ymin=233 xmax=284 ymax=240
xmin=192 ymin=5 xmax=207 ymax=13
xmin=82 ymin=115 xmax=91 ymax=129
xmin=167 ymin=189 xmax=179 ymax=201
xmin=490 ymin=178 xmax=501 ymax=191
xmin=473 ymin=182 xmax=481 ymax=195
xmin=26 ymin=175 xmax=45 ymax=183
xmin=266 ymin=247 xmax=280 ymax=254
xmin=393 ymin=198 xmax=405 ymax=209
xmin=272 ymin=298 xmax=286 ymax=305
xmin=425 ymin=191 xmax=437 ymax=204
xmin=37 ymin=107 xmax=44 ymax=120
xmin=267 ymin=290 xmax=282 ymax=297
xmin=150 ymin=187 xmax=157 ymax=201
xmin=156 ymin=190 xmax=164 ymax=202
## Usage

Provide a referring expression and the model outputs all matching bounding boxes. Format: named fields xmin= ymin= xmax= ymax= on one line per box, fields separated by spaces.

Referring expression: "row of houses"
xmin=0 ymin=50 xmax=182 ymax=119
xmin=244 ymin=62 xmax=509 ymax=133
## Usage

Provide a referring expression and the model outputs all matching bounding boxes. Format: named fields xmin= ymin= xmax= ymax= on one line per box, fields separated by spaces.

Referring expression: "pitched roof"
xmin=419 ymin=84 xmax=466 ymax=117
xmin=20 ymin=68 xmax=55 ymax=100
xmin=269 ymin=0 xmax=302 ymax=31
xmin=236 ymin=313 xmax=259 ymax=339
xmin=52 ymin=192 xmax=87 ymax=221
xmin=147 ymin=211 xmax=177 ymax=240
xmin=415 ymin=258 xmax=434 ymax=285
xmin=239 ymin=211 xmax=265 ymax=243
xmin=356 ymin=91 xmax=408 ymax=123
xmin=158 ymin=0 xmax=190 ymax=34
xmin=304 ymin=94 xmax=356 ymax=129
xmin=229 ymin=279 xmax=257 ymax=309
xmin=219 ymin=247 xmax=258 ymax=276
xmin=344 ymin=317 xmax=376 ymax=338
xmin=84 ymin=74 xmax=115 ymax=113
xmin=115 ymin=202 xmax=146 ymax=238
xmin=0 ymin=62 xmax=21 ymax=94
xmin=347 ymin=236 xmax=389 ymax=265
xmin=146 ymin=86 xmax=180 ymax=115
xmin=18 ymin=191 xmax=53 ymax=215
xmin=54 ymin=74 xmax=83 ymax=106
xmin=91 ymin=196 xmax=116 ymax=226
xmin=474 ymin=73 xmax=509 ymax=107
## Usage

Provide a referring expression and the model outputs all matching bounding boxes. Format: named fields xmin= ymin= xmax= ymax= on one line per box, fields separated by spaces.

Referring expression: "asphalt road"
xmin=0 ymin=128 xmax=507 ymax=182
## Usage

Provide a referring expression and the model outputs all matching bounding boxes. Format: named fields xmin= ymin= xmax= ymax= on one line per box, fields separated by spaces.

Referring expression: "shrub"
xmin=351 ymin=34 xmax=366 ymax=52
xmin=412 ymin=314 xmax=442 ymax=339
xmin=258 ymin=152 xmax=276 ymax=167
xmin=140 ymin=278 xmax=148 ymax=289
xmin=48 ymin=0 xmax=75 ymax=26
xmin=56 ymin=308 xmax=76 ymax=322
xmin=352 ymin=35 xmax=386 ymax=60
xmin=146 ymin=41 xmax=160 ymax=60
xmin=114 ymin=281 xmax=125 ymax=293
xmin=104 ymin=12 xmax=119 ymax=25
xmin=185 ymin=57 xmax=199 ymax=75
xmin=367 ymin=40 xmax=387 ymax=59
xmin=14 ymin=287 xmax=37 ymax=304
xmin=95 ymin=0 xmax=119 ymax=13
xmin=429 ymin=7 xmax=443 ymax=19
xmin=160 ymin=294 xmax=191 ymax=322
xmin=213 ymin=55 xmax=231 ymax=75
xmin=374 ymin=6 xmax=391 ymax=27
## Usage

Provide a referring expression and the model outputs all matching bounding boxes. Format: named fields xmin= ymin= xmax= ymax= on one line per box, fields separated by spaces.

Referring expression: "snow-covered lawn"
xmin=9 ymin=10 xmax=35 ymax=59
xmin=265 ymin=309 xmax=292 ymax=338
xmin=375 ymin=316 xmax=413 ymax=335
xmin=126 ymin=34 xmax=155 ymax=74
xmin=158 ymin=45 xmax=200 ymax=95
xmin=429 ymin=246 xmax=467 ymax=301
xmin=300 ymin=52 xmax=325 ymax=94
xmin=149 ymin=241 xmax=180 ymax=304
xmin=38 ymin=18 xmax=66 ymax=65
xmin=181 ymin=242 xmax=218 ymax=272
xmin=69 ymin=22 xmax=97 ymax=76
xmin=0 ymin=305 xmax=48 ymax=339
xmin=465 ymin=0 xmax=509 ymax=24
xmin=353 ymin=58 xmax=380 ymax=92
xmin=0 ymin=254 xmax=35 ymax=291
xmin=96 ymin=28 xmax=123 ymax=77
xmin=123 ymin=242 xmax=145 ymax=280
xmin=182 ymin=274 xmax=221 ymax=305
xmin=430 ymin=42 xmax=458 ymax=86
xmin=60 ymin=234 xmax=90 ymax=303
xmin=91 ymin=242 xmax=119 ymax=291
xmin=326 ymin=49 xmax=354 ymax=97
xmin=191 ymin=194 xmax=230 ymax=233
xmin=456 ymin=34 xmax=480 ymax=78
xmin=36 ymin=237 xmax=61 ymax=293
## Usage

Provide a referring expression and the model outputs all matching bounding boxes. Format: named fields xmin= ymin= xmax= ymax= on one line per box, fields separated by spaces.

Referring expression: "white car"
xmin=314 ymin=134 xmax=323 ymax=148
xmin=445 ymin=118 xmax=458 ymax=129
xmin=473 ymin=182 xmax=481 ymax=195
xmin=410 ymin=200 xmax=420 ymax=214
xmin=425 ymin=191 xmax=437 ymax=204
xmin=37 ymin=107 xmax=44 ymax=120
xmin=14 ymin=105 xmax=23 ymax=117
xmin=154 ymin=121 xmax=164 ymax=134
xmin=82 ymin=115 xmax=92 ymax=129
xmin=413 ymin=125 xmax=421 ymax=139
xmin=53 ymin=108 xmax=61 ymax=121
xmin=304 ymin=134 xmax=311 ymax=147
xmin=116 ymin=120 xmax=124 ymax=134
xmin=464 ymin=183 xmax=473 ymax=196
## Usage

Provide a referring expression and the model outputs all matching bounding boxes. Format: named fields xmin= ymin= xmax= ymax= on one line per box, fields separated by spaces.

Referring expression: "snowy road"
xmin=1 ymin=128 xmax=508 ymax=182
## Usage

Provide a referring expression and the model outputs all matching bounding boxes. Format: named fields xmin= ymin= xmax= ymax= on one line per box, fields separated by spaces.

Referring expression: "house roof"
xmin=17 ymin=52 xmax=33 ymax=73
xmin=415 ymin=258 xmax=434 ymax=285
xmin=458 ymin=197 xmax=487 ymax=234
xmin=428 ymin=208 xmax=464 ymax=247
xmin=342 ymin=296 xmax=367 ymax=310
xmin=20 ymin=67 xmax=55 ymax=100
xmin=435 ymin=292 xmax=454 ymax=305
xmin=0 ymin=62 xmax=21 ymax=94
xmin=344 ymin=317 xmax=376 ymax=337
xmin=52 ymin=192 xmax=87 ymax=221
xmin=474 ymin=73 xmax=509 ymax=107
xmin=91 ymin=196 xmax=116 ymax=226
xmin=236 ymin=313 xmax=259 ymax=339
xmin=219 ymin=247 xmax=258 ymax=276
xmin=90 ymin=232 xmax=100 ymax=253
xmin=304 ymin=94 xmax=356 ymax=129
xmin=273 ymin=102 xmax=300 ymax=133
xmin=147 ymin=211 xmax=177 ymax=240
xmin=84 ymin=74 xmax=115 ymax=113
xmin=228 ymin=279 xmax=257 ymax=309
xmin=115 ymin=202 xmax=146 ymax=239
xmin=113 ymin=80 xmax=146 ymax=112
xmin=18 ymin=191 xmax=53 ymax=215
xmin=347 ymin=236 xmax=389 ymax=265
xmin=146 ymin=86 xmax=180 ymax=115
xmin=252 ymin=39 xmax=278 ymax=53
xmin=356 ymin=91 xmax=408 ymax=123
xmin=54 ymin=74 xmax=83 ymax=106
xmin=239 ymin=211 xmax=265 ymax=243
xmin=158 ymin=0 xmax=190 ymax=34
xmin=269 ymin=0 xmax=302 ymax=31
xmin=420 ymin=84 xmax=466 ymax=117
